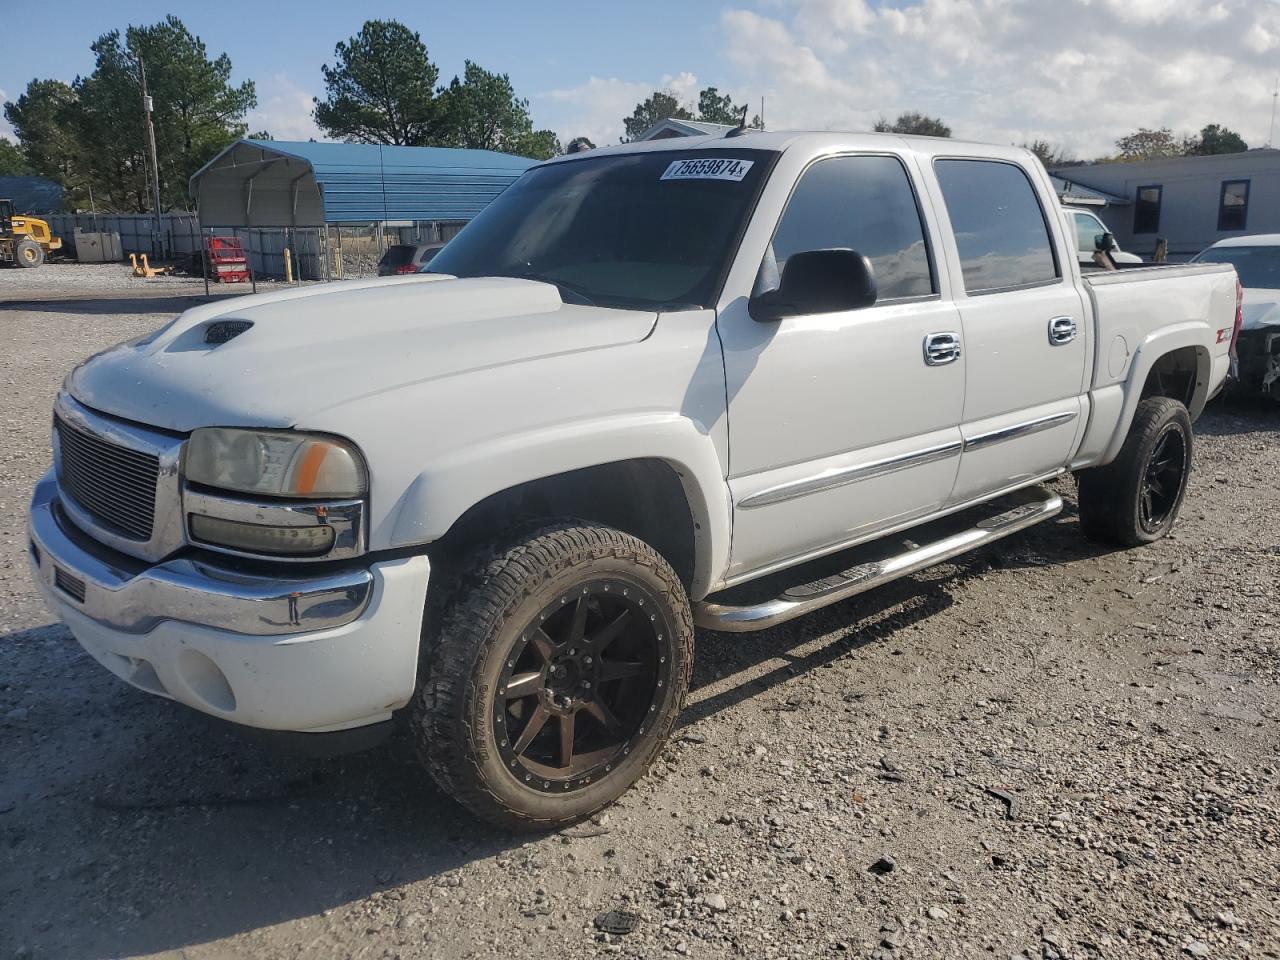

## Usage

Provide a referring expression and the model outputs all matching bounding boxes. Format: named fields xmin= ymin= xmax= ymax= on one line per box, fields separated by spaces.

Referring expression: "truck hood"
xmin=67 ymin=275 xmax=658 ymax=432
xmin=1241 ymin=287 xmax=1280 ymax=332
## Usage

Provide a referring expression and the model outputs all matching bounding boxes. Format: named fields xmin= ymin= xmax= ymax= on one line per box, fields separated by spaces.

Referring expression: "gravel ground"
xmin=1 ymin=268 xmax=1278 ymax=960
xmin=0 ymin=260 xmax=315 ymax=295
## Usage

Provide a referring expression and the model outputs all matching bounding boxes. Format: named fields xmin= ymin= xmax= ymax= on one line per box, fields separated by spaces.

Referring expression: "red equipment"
xmin=203 ymin=236 xmax=250 ymax=283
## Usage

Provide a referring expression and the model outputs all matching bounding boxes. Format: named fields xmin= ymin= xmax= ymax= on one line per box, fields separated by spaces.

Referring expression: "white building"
xmin=1052 ymin=150 xmax=1280 ymax=260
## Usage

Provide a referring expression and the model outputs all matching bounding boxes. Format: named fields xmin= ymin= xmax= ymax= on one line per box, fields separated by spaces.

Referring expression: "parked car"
xmin=378 ymin=242 xmax=445 ymax=276
xmin=1064 ymin=206 xmax=1142 ymax=266
xmin=29 ymin=132 xmax=1239 ymax=829
xmin=1192 ymin=235 xmax=1280 ymax=400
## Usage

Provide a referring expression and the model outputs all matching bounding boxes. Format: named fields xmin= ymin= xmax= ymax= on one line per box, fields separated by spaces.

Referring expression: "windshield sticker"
xmin=660 ymin=158 xmax=754 ymax=182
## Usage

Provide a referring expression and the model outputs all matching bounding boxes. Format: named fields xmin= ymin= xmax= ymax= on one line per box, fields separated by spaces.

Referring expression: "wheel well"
xmin=1141 ymin=346 xmax=1201 ymax=410
xmin=431 ymin=459 xmax=698 ymax=590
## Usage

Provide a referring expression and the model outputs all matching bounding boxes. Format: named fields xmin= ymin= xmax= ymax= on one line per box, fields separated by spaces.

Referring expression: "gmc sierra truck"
xmin=28 ymin=132 xmax=1241 ymax=829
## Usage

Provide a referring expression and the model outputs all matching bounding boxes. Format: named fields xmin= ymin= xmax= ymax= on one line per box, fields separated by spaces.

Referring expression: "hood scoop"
xmin=205 ymin=319 xmax=253 ymax=344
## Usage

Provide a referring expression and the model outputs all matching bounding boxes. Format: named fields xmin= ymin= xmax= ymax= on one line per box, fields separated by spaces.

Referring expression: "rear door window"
xmin=934 ymin=159 xmax=1060 ymax=294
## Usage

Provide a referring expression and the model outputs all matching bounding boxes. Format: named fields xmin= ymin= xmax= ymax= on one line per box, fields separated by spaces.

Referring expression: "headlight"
xmin=186 ymin=428 xmax=367 ymax=499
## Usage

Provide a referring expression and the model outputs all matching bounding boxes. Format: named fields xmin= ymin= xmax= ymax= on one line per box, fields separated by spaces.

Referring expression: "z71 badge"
xmin=660 ymin=158 xmax=754 ymax=182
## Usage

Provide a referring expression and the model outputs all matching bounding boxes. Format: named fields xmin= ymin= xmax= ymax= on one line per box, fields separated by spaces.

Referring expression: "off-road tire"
xmin=1077 ymin=396 xmax=1193 ymax=547
xmin=15 ymin=238 xmax=44 ymax=268
xmin=410 ymin=521 xmax=694 ymax=830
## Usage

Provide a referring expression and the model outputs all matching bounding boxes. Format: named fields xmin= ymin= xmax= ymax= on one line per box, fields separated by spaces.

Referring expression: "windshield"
xmin=426 ymin=149 xmax=775 ymax=309
xmin=1194 ymin=246 xmax=1280 ymax=289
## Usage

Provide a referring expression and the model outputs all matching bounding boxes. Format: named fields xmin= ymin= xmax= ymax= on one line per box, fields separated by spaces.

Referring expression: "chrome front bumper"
xmin=28 ymin=473 xmax=373 ymax=637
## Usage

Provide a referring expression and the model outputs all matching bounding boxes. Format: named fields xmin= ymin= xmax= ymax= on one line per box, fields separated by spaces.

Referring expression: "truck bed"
xmin=1071 ymin=259 xmax=1237 ymax=468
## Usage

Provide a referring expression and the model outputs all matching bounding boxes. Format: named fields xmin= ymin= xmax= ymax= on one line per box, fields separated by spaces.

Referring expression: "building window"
xmin=1133 ymin=185 xmax=1162 ymax=234
xmin=1218 ymin=180 xmax=1249 ymax=232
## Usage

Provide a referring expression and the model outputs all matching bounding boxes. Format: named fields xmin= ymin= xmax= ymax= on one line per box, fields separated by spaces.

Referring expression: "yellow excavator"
xmin=0 ymin=198 xmax=62 ymax=268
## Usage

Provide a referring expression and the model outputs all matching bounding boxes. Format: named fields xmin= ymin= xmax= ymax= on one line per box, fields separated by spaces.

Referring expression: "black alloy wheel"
xmin=412 ymin=522 xmax=693 ymax=829
xmin=494 ymin=580 xmax=669 ymax=792
xmin=1138 ymin=425 xmax=1188 ymax=535
xmin=1078 ymin=396 xmax=1193 ymax=547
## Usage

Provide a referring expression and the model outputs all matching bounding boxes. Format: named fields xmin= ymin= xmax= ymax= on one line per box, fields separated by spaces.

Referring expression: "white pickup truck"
xmin=29 ymin=132 xmax=1241 ymax=828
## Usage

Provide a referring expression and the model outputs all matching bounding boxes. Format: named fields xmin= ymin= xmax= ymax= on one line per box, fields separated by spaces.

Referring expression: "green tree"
xmin=622 ymin=91 xmax=692 ymax=142
xmin=1114 ymin=127 xmax=1183 ymax=161
xmin=1021 ymin=139 xmax=1076 ymax=167
xmin=314 ymin=20 xmax=446 ymax=145
xmin=438 ymin=61 xmax=559 ymax=159
xmin=1187 ymin=123 xmax=1247 ymax=156
xmin=507 ymin=128 xmax=561 ymax=160
xmin=3 ymin=80 xmax=80 ymax=185
xmin=70 ymin=17 xmax=255 ymax=210
xmin=622 ymin=86 xmax=763 ymax=141
xmin=697 ymin=87 xmax=743 ymax=126
xmin=0 ymin=137 xmax=29 ymax=175
xmin=71 ymin=33 xmax=151 ymax=210
xmin=139 ymin=17 xmax=255 ymax=208
xmin=874 ymin=112 xmax=952 ymax=137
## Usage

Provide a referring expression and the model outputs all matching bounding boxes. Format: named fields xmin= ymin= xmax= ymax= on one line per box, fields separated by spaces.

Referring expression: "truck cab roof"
xmin=540 ymin=130 xmax=1037 ymax=167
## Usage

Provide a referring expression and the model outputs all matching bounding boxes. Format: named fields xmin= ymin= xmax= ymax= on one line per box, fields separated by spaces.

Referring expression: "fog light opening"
xmin=177 ymin=649 xmax=236 ymax=713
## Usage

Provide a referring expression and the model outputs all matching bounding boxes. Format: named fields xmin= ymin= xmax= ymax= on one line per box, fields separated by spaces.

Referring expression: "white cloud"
xmin=245 ymin=73 xmax=325 ymax=142
xmin=718 ymin=0 xmax=1280 ymax=156
xmin=537 ymin=71 xmax=723 ymax=146
xmin=537 ymin=76 xmax=654 ymax=147
xmin=0 ymin=88 xmax=15 ymax=142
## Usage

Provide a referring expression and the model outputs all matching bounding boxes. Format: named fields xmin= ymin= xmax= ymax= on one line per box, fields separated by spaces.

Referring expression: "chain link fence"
xmin=43 ymin=213 xmax=468 ymax=283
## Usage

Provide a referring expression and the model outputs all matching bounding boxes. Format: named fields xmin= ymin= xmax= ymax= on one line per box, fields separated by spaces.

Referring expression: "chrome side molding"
xmin=737 ymin=439 xmax=962 ymax=510
xmin=963 ymin=410 xmax=1077 ymax=452
xmin=695 ymin=485 xmax=1062 ymax=633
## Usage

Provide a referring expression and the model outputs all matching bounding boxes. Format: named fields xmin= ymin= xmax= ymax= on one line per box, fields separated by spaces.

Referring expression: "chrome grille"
xmin=55 ymin=415 xmax=160 ymax=541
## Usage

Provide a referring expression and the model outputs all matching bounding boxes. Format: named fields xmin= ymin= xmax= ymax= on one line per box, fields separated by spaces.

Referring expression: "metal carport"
xmin=188 ymin=139 xmax=537 ymax=278
xmin=190 ymin=139 xmax=537 ymax=227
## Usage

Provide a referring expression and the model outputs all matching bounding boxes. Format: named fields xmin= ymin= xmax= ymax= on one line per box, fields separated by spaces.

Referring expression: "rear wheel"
xmin=411 ymin=522 xmax=693 ymax=830
xmin=15 ymin=238 xmax=44 ymax=268
xmin=1077 ymin=396 xmax=1192 ymax=547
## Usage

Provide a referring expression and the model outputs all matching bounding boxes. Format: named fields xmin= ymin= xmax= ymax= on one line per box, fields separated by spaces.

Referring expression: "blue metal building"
xmin=189 ymin=139 xmax=537 ymax=227
xmin=0 ymin=175 xmax=64 ymax=214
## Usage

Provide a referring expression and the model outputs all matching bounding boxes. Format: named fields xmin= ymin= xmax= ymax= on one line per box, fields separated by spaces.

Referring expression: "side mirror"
xmin=1095 ymin=231 xmax=1117 ymax=253
xmin=749 ymin=249 xmax=877 ymax=321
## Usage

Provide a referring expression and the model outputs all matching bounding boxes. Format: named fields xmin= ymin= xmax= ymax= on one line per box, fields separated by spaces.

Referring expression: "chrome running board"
xmin=694 ymin=485 xmax=1063 ymax=633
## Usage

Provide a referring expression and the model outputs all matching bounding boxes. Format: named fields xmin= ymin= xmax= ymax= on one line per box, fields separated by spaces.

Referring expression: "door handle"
xmin=1048 ymin=316 xmax=1078 ymax=345
xmin=923 ymin=331 xmax=962 ymax=366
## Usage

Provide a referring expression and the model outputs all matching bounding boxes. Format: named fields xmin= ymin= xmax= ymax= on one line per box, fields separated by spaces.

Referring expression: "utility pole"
xmin=1270 ymin=77 xmax=1278 ymax=149
xmin=139 ymin=56 xmax=164 ymax=258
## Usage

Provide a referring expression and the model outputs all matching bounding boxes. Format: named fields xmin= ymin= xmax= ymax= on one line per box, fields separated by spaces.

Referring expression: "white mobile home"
xmin=1052 ymin=150 xmax=1280 ymax=260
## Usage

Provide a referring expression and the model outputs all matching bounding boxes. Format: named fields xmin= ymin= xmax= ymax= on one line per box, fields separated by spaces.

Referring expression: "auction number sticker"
xmin=660 ymin=158 xmax=754 ymax=182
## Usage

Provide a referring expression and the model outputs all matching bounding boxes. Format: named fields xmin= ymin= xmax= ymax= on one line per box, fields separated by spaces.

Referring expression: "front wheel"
xmin=1077 ymin=396 xmax=1193 ymax=547
xmin=410 ymin=522 xmax=694 ymax=830
xmin=15 ymin=238 xmax=44 ymax=268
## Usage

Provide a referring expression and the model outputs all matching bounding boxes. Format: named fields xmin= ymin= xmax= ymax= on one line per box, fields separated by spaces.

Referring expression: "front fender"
xmin=386 ymin=414 xmax=731 ymax=599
